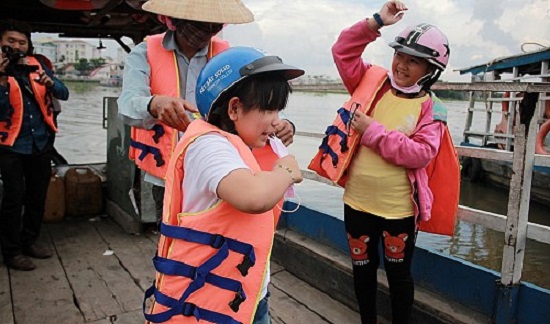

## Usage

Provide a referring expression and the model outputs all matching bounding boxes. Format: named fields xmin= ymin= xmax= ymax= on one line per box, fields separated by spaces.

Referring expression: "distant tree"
xmin=89 ymin=58 xmax=106 ymax=69
xmin=74 ymin=58 xmax=91 ymax=75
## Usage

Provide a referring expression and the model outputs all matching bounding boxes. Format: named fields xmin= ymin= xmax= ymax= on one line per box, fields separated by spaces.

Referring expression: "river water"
xmin=55 ymin=83 xmax=550 ymax=290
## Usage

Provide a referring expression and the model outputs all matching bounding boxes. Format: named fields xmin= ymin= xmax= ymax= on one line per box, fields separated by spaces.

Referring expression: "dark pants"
xmin=0 ymin=148 xmax=52 ymax=258
xmin=151 ymin=185 xmax=165 ymax=222
xmin=344 ymin=204 xmax=417 ymax=324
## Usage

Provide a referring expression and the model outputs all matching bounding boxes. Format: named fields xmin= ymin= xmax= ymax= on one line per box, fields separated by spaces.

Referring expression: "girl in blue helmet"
xmin=330 ymin=1 xmax=452 ymax=323
xmin=147 ymin=47 xmax=304 ymax=324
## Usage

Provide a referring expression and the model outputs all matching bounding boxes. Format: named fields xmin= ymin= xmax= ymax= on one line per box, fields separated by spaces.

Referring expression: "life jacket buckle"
xmin=341 ymin=138 xmax=349 ymax=153
xmin=154 ymin=154 xmax=165 ymax=167
xmin=152 ymin=124 xmax=165 ymax=144
xmin=209 ymin=234 xmax=226 ymax=249
xmin=181 ymin=302 xmax=197 ymax=317
xmin=228 ymin=288 xmax=245 ymax=312
xmin=236 ymin=254 xmax=254 ymax=277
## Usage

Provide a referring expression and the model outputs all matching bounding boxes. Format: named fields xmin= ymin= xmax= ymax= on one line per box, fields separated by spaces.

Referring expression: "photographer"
xmin=0 ymin=20 xmax=69 ymax=271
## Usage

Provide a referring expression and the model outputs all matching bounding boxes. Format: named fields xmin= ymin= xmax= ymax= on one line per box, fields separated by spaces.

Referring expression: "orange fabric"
xmin=419 ymin=126 xmax=460 ymax=236
xmin=152 ymin=119 xmax=274 ymax=323
xmin=307 ymin=65 xmax=389 ymax=186
xmin=129 ymin=34 xmax=229 ymax=179
xmin=0 ymin=56 xmax=57 ymax=147
xmin=252 ymin=145 xmax=283 ymax=226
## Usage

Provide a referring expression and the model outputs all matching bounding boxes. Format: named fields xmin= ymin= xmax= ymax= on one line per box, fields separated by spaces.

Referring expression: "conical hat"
xmin=142 ymin=0 xmax=254 ymax=24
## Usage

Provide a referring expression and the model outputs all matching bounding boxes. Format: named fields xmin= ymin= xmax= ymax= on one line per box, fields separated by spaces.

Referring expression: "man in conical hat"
xmin=117 ymin=0 xmax=296 ymax=225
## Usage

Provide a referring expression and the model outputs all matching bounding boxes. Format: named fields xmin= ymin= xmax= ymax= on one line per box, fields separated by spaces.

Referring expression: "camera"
xmin=2 ymin=45 xmax=26 ymax=63
xmin=1 ymin=45 xmax=38 ymax=76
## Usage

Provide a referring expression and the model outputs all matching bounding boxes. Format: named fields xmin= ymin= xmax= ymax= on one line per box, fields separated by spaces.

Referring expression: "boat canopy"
xmin=457 ymin=47 xmax=550 ymax=77
xmin=0 ymin=0 xmax=164 ymax=46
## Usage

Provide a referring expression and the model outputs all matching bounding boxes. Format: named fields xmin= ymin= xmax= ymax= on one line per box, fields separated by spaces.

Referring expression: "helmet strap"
xmin=420 ymin=69 xmax=442 ymax=91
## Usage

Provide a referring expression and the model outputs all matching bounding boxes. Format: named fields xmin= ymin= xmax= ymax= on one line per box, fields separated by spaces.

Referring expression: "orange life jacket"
xmin=145 ymin=119 xmax=275 ymax=324
xmin=0 ymin=56 xmax=57 ymax=147
xmin=308 ymin=67 xmax=460 ymax=236
xmin=129 ymin=34 xmax=230 ymax=179
xmin=307 ymin=65 xmax=389 ymax=187
xmin=418 ymin=123 xmax=460 ymax=236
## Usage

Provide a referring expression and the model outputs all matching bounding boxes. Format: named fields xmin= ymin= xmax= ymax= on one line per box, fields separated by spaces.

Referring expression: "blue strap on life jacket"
xmin=142 ymin=223 xmax=256 ymax=323
xmin=129 ymin=139 xmax=165 ymax=167
xmin=0 ymin=132 xmax=8 ymax=142
xmin=143 ymin=282 xmax=242 ymax=324
xmin=160 ymin=223 xmax=256 ymax=274
xmin=152 ymin=255 xmax=247 ymax=309
xmin=337 ymin=107 xmax=352 ymax=125
xmin=317 ymin=107 xmax=357 ymax=168
xmin=151 ymin=124 xmax=165 ymax=143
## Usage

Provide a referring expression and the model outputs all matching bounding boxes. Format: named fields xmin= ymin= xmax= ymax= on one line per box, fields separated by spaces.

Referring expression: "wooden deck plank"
xmin=48 ymin=219 xmax=144 ymax=322
xmin=88 ymin=309 xmax=144 ymax=323
xmin=0 ymin=264 xmax=14 ymax=324
xmin=9 ymin=231 xmax=83 ymax=324
xmin=93 ymin=218 xmax=157 ymax=291
xmin=269 ymin=284 xmax=330 ymax=323
xmin=270 ymin=270 xmax=360 ymax=324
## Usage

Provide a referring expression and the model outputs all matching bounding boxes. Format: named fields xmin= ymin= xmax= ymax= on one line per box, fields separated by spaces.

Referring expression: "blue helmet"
xmin=196 ymin=47 xmax=304 ymax=119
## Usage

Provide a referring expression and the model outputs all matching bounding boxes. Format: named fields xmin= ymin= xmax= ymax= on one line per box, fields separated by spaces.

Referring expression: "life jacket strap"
xmin=129 ymin=139 xmax=165 ymax=167
xmin=317 ymin=107 xmax=357 ymax=168
xmin=143 ymin=281 xmax=242 ymax=324
xmin=0 ymin=132 xmax=8 ymax=142
xmin=152 ymin=254 xmax=248 ymax=309
xmin=142 ymin=223 xmax=256 ymax=322
xmin=151 ymin=124 xmax=165 ymax=143
xmin=160 ymin=222 xmax=256 ymax=273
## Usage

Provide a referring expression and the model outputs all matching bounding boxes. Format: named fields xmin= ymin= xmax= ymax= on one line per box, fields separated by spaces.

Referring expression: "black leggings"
xmin=344 ymin=204 xmax=417 ymax=324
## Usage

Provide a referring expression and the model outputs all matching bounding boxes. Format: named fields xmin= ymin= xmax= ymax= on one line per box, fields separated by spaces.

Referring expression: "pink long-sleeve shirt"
xmin=332 ymin=19 xmax=444 ymax=221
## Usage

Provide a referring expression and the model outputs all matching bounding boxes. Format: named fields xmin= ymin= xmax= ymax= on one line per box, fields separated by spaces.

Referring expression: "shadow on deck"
xmin=0 ymin=216 xmax=362 ymax=324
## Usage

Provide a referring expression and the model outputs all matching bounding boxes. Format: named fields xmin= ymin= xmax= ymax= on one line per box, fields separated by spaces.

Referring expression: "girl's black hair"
xmin=208 ymin=72 xmax=292 ymax=133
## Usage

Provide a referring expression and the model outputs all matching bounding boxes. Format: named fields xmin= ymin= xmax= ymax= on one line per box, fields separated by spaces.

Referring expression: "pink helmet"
xmin=389 ymin=23 xmax=450 ymax=71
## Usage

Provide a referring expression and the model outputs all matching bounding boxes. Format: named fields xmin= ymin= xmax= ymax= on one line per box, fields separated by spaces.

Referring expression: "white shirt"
xmin=183 ymin=134 xmax=249 ymax=212
xmin=183 ymin=133 xmax=269 ymax=299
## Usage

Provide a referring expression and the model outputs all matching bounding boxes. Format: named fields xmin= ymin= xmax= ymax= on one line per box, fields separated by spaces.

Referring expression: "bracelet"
xmin=147 ymin=96 xmax=155 ymax=116
xmin=373 ymin=13 xmax=384 ymax=27
xmin=276 ymin=164 xmax=296 ymax=183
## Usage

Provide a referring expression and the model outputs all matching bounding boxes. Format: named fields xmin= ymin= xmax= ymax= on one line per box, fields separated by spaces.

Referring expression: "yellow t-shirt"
xmin=343 ymin=91 xmax=428 ymax=218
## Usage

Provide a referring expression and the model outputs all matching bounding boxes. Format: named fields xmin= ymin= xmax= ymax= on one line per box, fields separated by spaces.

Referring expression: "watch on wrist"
xmin=373 ymin=13 xmax=384 ymax=27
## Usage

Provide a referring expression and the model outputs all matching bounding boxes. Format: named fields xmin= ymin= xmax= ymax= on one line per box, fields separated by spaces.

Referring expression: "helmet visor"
xmin=239 ymin=56 xmax=304 ymax=80
xmin=389 ymin=36 xmax=440 ymax=59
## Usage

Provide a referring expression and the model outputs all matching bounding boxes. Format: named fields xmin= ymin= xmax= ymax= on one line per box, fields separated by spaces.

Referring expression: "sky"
xmin=219 ymin=0 xmax=550 ymax=81
xmin=36 ymin=0 xmax=550 ymax=82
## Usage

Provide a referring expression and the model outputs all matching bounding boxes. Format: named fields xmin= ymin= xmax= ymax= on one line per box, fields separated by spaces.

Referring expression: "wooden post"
xmin=464 ymin=91 xmax=475 ymax=143
xmin=494 ymin=98 xmax=539 ymax=322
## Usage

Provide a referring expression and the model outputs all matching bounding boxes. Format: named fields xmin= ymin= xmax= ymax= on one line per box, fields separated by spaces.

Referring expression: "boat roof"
xmin=458 ymin=47 xmax=550 ymax=76
xmin=0 ymin=0 xmax=164 ymax=45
